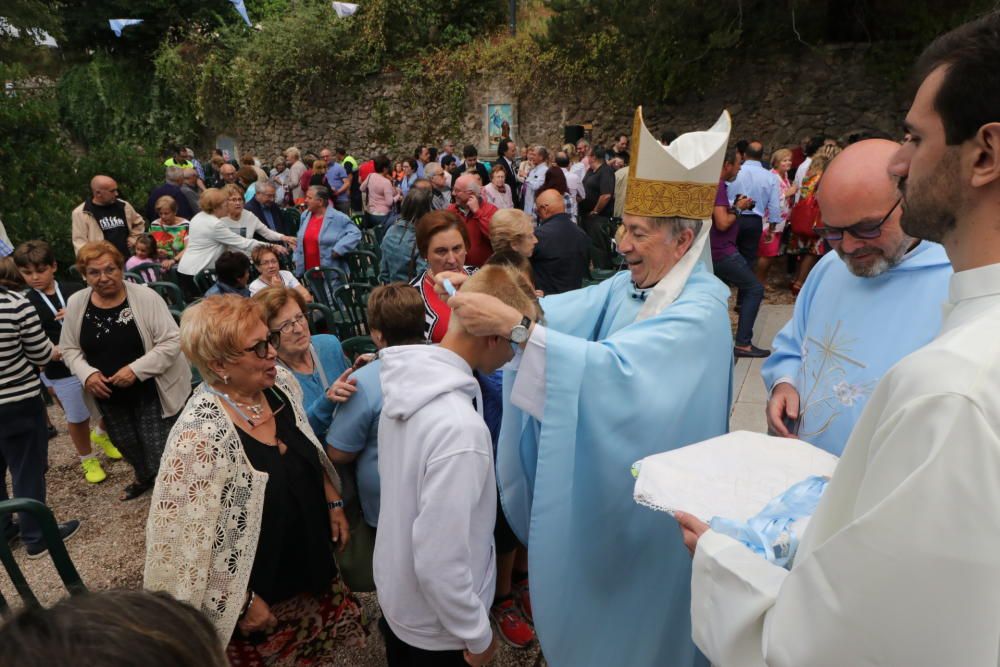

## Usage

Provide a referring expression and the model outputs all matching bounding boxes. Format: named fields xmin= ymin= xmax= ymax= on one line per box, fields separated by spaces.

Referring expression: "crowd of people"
xmin=1 ymin=10 xmax=1000 ymax=667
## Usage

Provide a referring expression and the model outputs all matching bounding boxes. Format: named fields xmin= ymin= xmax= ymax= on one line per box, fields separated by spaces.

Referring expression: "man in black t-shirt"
xmin=581 ymin=147 xmax=617 ymax=269
xmin=71 ymin=175 xmax=145 ymax=257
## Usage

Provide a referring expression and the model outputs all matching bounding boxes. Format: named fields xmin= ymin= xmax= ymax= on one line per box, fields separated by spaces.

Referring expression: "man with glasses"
xmin=71 ymin=175 xmax=145 ymax=257
xmin=762 ymin=139 xmax=951 ymax=455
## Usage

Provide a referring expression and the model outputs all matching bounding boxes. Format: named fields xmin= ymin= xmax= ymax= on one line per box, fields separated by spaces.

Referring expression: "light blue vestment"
xmin=498 ymin=267 xmax=733 ymax=667
xmin=761 ymin=241 xmax=952 ymax=455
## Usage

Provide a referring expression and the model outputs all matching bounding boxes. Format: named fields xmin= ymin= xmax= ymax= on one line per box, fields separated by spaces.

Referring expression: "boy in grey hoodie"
xmin=375 ymin=265 xmax=539 ymax=666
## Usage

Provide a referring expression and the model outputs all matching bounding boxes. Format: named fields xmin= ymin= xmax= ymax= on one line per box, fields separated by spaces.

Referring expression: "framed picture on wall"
xmin=486 ymin=103 xmax=514 ymax=152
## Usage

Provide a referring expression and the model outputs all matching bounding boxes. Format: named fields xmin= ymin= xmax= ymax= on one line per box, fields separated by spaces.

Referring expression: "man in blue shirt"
xmin=727 ymin=140 xmax=783 ymax=266
xmin=323 ymin=148 xmax=353 ymax=215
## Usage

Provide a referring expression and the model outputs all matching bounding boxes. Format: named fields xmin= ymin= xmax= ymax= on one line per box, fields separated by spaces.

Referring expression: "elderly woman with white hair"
xmin=144 ymin=295 xmax=367 ymax=662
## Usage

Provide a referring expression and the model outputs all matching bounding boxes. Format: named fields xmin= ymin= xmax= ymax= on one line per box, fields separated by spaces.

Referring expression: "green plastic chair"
xmin=341 ymin=336 xmax=377 ymax=363
xmin=305 ymin=267 xmax=348 ymax=307
xmin=193 ymin=269 xmax=217 ymax=295
xmin=281 ymin=207 xmax=301 ymax=236
xmin=123 ymin=271 xmax=144 ymax=284
xmin=306 ymin=302 xmax=339 ymax=336
xmin=148 ymin=281 xmax=187 ymax=309
xmin=344 ymin=250 xmax=380 ymax=286
xmin=0 ymin=499 xmax=86 ymax=615
xmin=589 ymin=268 xmax=620 ymax=283
xmin=128 ymin=262 xmax=164 ymax=283
xmin=168 ymin=308 xmax=183 ymax=326
xmin=333 ymin=283 xmax=372 ymax=339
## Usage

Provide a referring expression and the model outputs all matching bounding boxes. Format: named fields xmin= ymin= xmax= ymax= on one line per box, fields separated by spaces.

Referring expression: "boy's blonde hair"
xmin=458 ymin=265 xmax=541 ymax=326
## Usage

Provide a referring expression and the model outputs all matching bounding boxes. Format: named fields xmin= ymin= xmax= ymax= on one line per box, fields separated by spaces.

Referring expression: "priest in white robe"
xmin=442 ymin=109 xmax=735 ymax=666
xmin=678 ymin=15 xmax=1000 ymax=666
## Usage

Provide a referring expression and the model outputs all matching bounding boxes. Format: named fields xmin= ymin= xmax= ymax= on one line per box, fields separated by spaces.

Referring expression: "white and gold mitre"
xmin=624 ymin=107 xmax=732 ymax=219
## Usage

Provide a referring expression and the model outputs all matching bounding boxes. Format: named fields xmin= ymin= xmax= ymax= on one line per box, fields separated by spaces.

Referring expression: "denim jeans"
xmin=713 ymin=252 xmax=764 ymax=346
xmin=736 ymin=214 xmax=763 ymax=265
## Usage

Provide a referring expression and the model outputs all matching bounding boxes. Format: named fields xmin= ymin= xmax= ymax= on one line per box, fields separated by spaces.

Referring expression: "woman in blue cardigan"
xmin=294 ymin=185 xmax=361 ymax=280
xmin=253 ymin=286 xmax=349 ymax=439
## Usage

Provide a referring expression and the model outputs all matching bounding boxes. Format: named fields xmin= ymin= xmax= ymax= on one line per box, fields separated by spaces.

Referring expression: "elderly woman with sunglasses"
xmin=252 ymin=287 xmax=351 ymax=438
xmin=145 ymin=294 xmax=366 ymax=663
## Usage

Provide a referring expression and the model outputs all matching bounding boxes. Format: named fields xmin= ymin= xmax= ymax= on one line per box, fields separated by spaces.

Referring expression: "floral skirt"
xmin=226 ymin=575 xmax=369 ymax=666
xmin=786 ymin=232 xmax=827 ymax=257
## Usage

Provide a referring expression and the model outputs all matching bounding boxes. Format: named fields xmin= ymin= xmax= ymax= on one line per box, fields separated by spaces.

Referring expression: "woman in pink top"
xmin=361 ymin=155 xmax=400 ymax=230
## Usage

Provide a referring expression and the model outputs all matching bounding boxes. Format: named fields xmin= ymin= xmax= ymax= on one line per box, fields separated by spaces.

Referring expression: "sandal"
xmin=790 ymin=281 xmax=802 ymax=296
xmin=120 ymin=481 xmax=152 ymax=502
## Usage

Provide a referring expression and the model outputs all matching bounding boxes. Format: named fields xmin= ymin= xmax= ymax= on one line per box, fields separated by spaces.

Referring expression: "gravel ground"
xmin=2 ymin=407 xmax=544 ymax=666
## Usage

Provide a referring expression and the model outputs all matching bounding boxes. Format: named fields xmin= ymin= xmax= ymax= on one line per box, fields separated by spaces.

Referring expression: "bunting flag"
xmin=108 ymin=19 xmax=143 ymax=37
xmin=332 ymin=2 xmax=359 ymax=17
xmin=229 ymin=0 xmax=252 ymax=26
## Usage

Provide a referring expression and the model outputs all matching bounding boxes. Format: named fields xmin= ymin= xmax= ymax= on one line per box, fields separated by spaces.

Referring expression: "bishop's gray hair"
xmin=650 ymin=216 xmax=703 ymax=240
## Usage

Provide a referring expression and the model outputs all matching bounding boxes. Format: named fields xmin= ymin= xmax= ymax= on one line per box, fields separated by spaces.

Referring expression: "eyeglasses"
xmin=244 ymin=331 xmax=281 ymax=358
xmin=271 ymin=312 xmax=307 ymax=335
xmin=84 ymin=266 xmax=121 ymax=279
xmin=814 ymin=198 xmax=902 ymax=242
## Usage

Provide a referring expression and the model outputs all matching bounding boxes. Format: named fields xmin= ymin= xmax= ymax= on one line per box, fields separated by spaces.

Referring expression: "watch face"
xmin=510 ymin=325 xmax=529 ymax=344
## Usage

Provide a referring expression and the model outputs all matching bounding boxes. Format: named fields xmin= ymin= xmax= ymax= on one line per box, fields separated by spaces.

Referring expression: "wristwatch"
xmin=510 ymin=316 xmax=532 ymax=344
xmin=327 ymin=500 xmax=345 ymax=511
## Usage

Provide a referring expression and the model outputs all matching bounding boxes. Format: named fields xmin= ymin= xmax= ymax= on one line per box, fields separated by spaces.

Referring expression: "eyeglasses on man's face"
xmin=814 ymin=197 xmax=902 ymax=242
xmin=244 ymin=331 xmax=281 ymax=358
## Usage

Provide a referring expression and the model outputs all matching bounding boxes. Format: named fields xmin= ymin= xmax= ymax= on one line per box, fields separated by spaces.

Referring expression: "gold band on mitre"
xmin=623 ymin=106 xmax=731 ymax=220
xmin=624 ymin=179 xmax=719 ymax=219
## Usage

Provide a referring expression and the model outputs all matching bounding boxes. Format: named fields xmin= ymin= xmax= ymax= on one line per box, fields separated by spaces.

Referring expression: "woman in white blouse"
xmin=176 ymin=188 xmax=286 ymax=299
xmin=248 ymin=245 xmax=312 ymax=302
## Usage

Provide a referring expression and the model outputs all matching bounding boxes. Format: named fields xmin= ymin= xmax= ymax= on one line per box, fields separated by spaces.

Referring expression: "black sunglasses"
xmin=243 ymin=331 xmax=280 ymax=358
xmin=814 ymin=198 xmax=902 ymax=241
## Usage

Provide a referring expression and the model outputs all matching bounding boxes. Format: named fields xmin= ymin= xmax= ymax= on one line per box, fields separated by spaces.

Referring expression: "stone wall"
xmin=225 ymin=44 xmax=906 ymax=163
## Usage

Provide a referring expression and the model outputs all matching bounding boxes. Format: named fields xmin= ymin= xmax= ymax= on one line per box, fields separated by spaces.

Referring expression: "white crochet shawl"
xmin=143 ymin=366 xmax=341 ymax=643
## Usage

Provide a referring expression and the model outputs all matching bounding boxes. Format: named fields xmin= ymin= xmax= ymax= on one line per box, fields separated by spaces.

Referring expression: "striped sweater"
xmin=0 ymin=288 xmax=53 ymax=405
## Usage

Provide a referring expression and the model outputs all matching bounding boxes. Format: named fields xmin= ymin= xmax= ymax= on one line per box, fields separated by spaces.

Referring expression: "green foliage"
xmin=57 ymin=53 xmax=198 ymax=150
xmin=0 ymin=64 xmax=162 ymax=268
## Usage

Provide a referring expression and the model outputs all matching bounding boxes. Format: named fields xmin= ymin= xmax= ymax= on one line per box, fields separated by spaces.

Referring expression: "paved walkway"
xmin=730 ymin=304 xmax=793 ymax=433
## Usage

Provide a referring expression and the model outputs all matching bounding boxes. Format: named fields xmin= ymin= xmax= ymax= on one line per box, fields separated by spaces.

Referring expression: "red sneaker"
xmin=513 ymin=578 xmax=533 ymax=624
xmin=490 ymin=597 xmax=535 ymax=648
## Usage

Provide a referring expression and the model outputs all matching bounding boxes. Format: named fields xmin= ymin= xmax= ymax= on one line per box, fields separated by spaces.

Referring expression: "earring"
xmin=222 ymin=375 xmax=230 ymax=384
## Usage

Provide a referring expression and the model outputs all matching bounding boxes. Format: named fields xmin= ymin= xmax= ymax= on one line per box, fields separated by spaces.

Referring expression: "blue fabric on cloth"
xmin=325 ymin=359 xmax=383 ymax=527
xmin=497 ymin=266 xmax=733 ymax=667
xmin=379 ymin=220 xmax=426 ymax=283
xmin=286 ymin=334 xmax=349 ymax=438
xmin=709 ymin=476 xmax=829 ymax=569
xmin=229 ymin=0 xmax=251 ymax=26
xmin=476 ymin=370 xmax=503 ymax=450
xmin=761 ymin=241 xmax=951 ymax=455
xmin=294 ymin=205 xmax=361 ymax=276
xmin=108 ymin=19 xmax=142 ymax=36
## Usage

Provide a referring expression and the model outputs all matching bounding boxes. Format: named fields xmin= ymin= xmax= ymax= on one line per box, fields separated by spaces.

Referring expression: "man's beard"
xmin=836 ymin=237 xmax=911 ymax=278
xmin=898 ymin=148 xmax=961 ymax=243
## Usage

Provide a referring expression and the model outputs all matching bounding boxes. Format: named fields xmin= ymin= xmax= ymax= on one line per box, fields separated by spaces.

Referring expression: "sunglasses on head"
xmin=244 ymin=331 xmax=280 ymax=358
xmin=814 ymin=198 xmax=901 ymax=242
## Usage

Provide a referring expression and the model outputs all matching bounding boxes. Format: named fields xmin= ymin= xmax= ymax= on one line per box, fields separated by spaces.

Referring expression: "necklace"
xmin=205 ymin=385 xmax=271 ymax=427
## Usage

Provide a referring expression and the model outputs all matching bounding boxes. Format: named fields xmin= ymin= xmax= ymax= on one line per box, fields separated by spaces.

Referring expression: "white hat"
xmin=624 ymin=107 xmax=731 ymax=219
xmin=624 ymin=107 xmax=732 ymax=322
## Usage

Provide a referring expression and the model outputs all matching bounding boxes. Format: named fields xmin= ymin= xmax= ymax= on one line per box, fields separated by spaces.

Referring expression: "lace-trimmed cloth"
xmin=143 ymin=366 xmax=341 ymax=643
